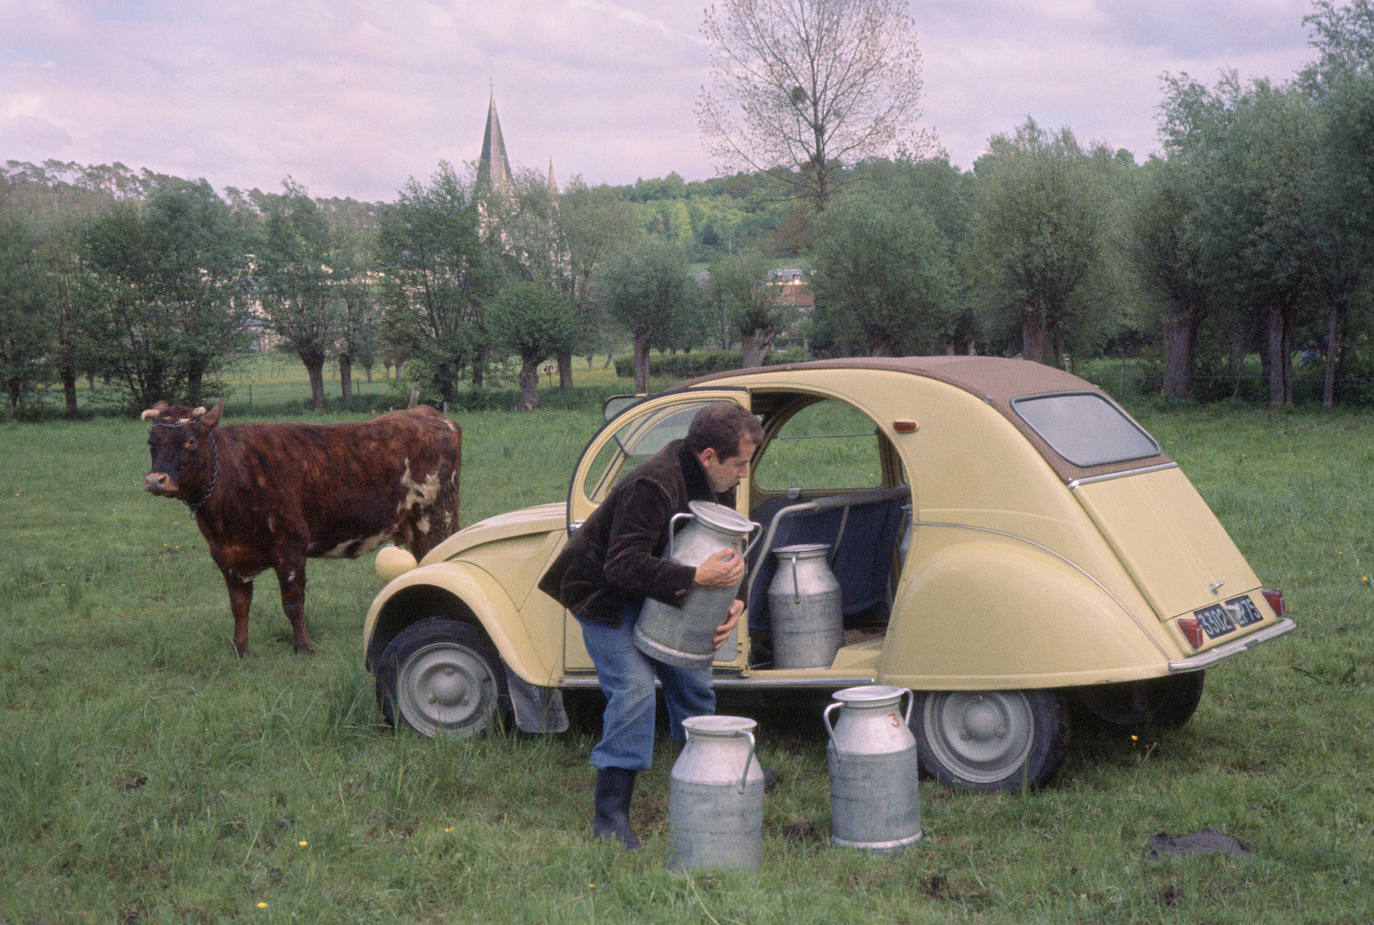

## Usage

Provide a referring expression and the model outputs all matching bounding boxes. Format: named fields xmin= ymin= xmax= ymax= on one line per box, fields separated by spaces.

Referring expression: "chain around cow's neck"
xmin=186 ymin=434 xmax=218 ymax=514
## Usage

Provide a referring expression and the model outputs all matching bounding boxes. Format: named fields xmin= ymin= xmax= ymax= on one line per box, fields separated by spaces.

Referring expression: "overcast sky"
xmin=2 ymin=0 xmax=1319 ymax=203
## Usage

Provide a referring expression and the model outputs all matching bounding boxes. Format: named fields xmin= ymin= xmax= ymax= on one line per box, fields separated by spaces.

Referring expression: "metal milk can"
xmin=668 ymin=715 xmax=765 ymax=872
xmin=768 ymin=543 xmax=842 ymax=668
xmin=634 ymin=501 xmax=759 ymax=669
xmin=824 ymin=685 xmax=923 ymax=854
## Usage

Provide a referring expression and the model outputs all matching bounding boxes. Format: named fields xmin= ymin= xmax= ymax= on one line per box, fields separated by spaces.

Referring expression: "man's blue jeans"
xmin=578 ymin=601 xmax=715 ymax=771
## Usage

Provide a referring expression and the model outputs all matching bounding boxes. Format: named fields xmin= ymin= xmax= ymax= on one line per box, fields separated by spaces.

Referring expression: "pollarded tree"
xmin=0 ymin=217 xmax=50 ymax=414
xmin=559 ymin=178 xmax=644 ymax=379
xmin=963 ymin=121 xmax=1115 ymax=366
xmin=709 ymin=252 xmax=786 ymax=366
xmin=697 ymin=0 xmax=928 ymax=212
xmin=593 ymin=238 xmax=699 ymax=393
xmin=377 ymin=163 xmax=498 ymax=407
xmin=489 ymin=280 xmax=578 ymax=411
xmin=258 ymin=181 xmax=336 ymax=411
xmin=810 ymin=169 xmax=958 ymax=356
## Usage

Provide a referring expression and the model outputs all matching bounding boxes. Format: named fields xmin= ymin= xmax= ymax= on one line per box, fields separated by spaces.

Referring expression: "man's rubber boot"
xmin=592 ymin=767 xmax=641 ymax=850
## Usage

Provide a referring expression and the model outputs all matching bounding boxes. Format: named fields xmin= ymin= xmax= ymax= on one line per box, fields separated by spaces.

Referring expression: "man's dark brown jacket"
xmin=537 ymin=439 xmax=735 ymax=627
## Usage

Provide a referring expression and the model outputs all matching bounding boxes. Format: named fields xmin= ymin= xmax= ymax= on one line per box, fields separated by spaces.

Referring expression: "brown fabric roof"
xmin=683 ymin=356 xmax=1174 ymax=484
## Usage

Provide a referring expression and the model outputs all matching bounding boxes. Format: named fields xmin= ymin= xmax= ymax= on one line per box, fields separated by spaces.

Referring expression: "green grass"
xmin=1 ymin=389 xmax=1371 ymax=923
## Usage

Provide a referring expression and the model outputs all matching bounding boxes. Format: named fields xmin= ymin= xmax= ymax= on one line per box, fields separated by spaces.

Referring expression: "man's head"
xmin=686 ymin=403 xmax=763 ymax=494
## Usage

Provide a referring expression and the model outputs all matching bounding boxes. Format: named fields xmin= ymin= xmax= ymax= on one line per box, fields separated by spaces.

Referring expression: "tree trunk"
xmin=517 ymin=356 xmax=541 ymax=411
xmin=61 ymin=367 xmax=79 ymax=420
xmin=1021 ymin=318 xmax=1051 ymax=365
xmin=307 ymin=360 xmax=326 ymax=411
xmin=740 ymin=325 xmax=775 ymax=368
xmin=633 ymin=331 xmax=651 ymax=394
xmin=339 ymin=353 xmax=354 ymax=409
xmin=557 ymin=349 xmax=573 ymax=390
xmin=1323 ymin=300 xmax=1345 ymax=410
xmin=1161 ymin=303 xmax=1200 ymax=399
xmin=1262 ymin=300 xmax=1292 ymax=410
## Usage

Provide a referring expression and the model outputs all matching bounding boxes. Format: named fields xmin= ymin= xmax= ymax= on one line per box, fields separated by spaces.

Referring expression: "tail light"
xmin=1261 ymin=589 xmax=1287 ymax=617
xmin=1177 ymin=617 xmax=1204 ymax=649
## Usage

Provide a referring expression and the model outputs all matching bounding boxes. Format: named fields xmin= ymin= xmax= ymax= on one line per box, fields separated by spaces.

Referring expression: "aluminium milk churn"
xmin=634 ymin=500 xmax=759 ymax=669
xmin=668 ymin=715 xmax=765 ymax=872
xmin=768 ymin=543 xmax=842 ymax=668
xmin=824 ymin=685 xmax=923 ymax=854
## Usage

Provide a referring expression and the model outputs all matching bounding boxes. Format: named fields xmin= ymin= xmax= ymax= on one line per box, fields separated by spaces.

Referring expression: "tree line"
xmin=2 ymin=0 xmax=1372 ymax=416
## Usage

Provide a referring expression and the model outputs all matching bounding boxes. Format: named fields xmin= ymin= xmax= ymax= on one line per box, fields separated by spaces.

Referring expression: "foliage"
xmin=810 ymin=165 xmax=960 ymax=356
xmin=708 ymin=252 xmax=788 ymax=365
xmin=80 ymin=180 xmax=250 ymax=409
xmin=612 ymin=347 xmax=807 ymax=381
xmin=592 ymin=238 xmax=704 ymax=393
xmin=488 ymin=280 xmax=578 ymax=410
xmin=376 ymin=163 xmax=498 ymax=407
xmin=0 ymin=217 xmax=51 ymax=413
xmin=963 ymin=120 xmax=1123 ymax=365
xmin=697 ymin=0 xmax=928 ymax=211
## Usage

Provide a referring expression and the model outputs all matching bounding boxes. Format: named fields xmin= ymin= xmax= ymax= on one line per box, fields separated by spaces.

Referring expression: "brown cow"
xmin=142 ymin=401 xmax=460 ymax=656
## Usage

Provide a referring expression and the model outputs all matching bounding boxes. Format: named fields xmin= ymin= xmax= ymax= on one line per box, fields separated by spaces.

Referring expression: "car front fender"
xmin=880 ymin=525 xmax=1171 ymax=689
xmin=362 ymin=562 xmax=554 ymax=687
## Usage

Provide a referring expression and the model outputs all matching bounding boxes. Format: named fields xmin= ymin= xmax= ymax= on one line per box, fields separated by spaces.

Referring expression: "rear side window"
xmin=1011 ymin=392 xmax=1160 ymax=468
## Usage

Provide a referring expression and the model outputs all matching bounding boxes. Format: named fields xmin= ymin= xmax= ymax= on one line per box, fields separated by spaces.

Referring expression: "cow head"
xmin=142 ymin=401 xmax=224 ymax=498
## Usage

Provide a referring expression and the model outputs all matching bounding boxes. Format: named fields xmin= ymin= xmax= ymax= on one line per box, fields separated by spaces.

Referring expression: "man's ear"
xmin=697 ymin=447 xmax=719 ymax=467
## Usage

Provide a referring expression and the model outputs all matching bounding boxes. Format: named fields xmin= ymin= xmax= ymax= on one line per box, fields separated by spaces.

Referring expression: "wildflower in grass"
xmin=257 ymin=902 xmax=268 ymax=909
xmin=298 ymin=840 xmax=308 ymax=847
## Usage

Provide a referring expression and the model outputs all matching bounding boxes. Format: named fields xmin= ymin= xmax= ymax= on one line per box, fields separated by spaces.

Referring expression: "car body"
xmin=362 ymin=356 xmax=1294 ymax=791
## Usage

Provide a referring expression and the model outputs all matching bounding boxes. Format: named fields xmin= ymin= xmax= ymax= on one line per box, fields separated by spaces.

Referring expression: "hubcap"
xmin=397 ymin=643 xmax=495 ymax=736
xmin=923 ymin=691 xmax=1034 ymax=784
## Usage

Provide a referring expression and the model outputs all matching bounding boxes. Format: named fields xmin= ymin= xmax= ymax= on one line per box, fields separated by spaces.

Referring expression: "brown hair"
xmin=685 ymin=402 xmax=763 ymax=459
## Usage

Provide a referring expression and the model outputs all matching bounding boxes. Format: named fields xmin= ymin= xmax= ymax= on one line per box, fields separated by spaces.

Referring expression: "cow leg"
xmin=224 ymin=571 xmax=254 ymax=658
xmin=274 ymin=556 xmax=313 ymax=654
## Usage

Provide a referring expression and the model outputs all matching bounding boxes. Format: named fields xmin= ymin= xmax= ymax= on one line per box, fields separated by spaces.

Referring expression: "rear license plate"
xmin=1194 ymin=596 xmax=1263 ymax=639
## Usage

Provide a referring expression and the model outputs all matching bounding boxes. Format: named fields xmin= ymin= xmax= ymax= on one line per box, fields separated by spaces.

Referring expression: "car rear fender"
xmin=881 ymin=527 xmax=1171 ymax=689
xmin=363 ymin=563 xmax=553 ymax=686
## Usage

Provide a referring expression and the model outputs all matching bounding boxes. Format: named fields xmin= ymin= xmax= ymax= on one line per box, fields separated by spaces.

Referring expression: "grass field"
xmin=1 ymin=369 xmax=1372 ymax=923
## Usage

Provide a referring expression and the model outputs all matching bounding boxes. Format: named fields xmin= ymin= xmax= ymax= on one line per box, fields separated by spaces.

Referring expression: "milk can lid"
xmin=772 ymin=542 xmax=829 ymax=559
xmin=832 ymin=684 xmax=908 ymax=705
xmin=682 ymin=714 xmax=757 ymax=736
xmin=687 ymin=500 xmax=756 ymax=535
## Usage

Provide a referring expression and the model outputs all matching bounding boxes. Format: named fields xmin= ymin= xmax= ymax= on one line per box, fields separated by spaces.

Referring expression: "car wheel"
xmin=911 ymin=689 xmax=1070 ymax=792
xmin=1072 ymin=672 xmax=1204 ymax=730
xmin=375 ymin=619 xmax=509 ymax=737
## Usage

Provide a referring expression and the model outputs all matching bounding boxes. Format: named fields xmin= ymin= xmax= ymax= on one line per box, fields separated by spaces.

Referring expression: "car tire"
xmin=1071 ymin=672 xmax=1205 ymax=730
xmin=910 ymin=689 xmax=1070 ymax=792
xmin=375 ymin=619 xmax=509 ymax=737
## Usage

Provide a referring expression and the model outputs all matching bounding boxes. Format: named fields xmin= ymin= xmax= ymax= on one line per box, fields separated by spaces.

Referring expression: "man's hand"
xmin=713 ymin=599 xmax=744 ymax=650
xmin=694 ymin=548 xmax=744 ymax=589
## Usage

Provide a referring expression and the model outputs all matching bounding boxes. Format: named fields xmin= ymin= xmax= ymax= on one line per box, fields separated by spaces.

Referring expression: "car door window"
xmin=755 ymin=399 xmax=884 ymax=491
xmin=580 ymin=400 xmax=723 ymax=503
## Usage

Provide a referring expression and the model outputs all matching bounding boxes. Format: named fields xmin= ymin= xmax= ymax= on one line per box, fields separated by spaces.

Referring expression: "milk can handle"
xmin=741 ymin=521 xmax=762 ymax=557
xmin=738 ymin=729 xmax=757 ymax=794
xmin=665 ymin=511 xmax=693 ymax=557
xmin=822 ymin=701 xmax=842 ymax=764
xmin=900 ymin=688 xmax=915 ymax=725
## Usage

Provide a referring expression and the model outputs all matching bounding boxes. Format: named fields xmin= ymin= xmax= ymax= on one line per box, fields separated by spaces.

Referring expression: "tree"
xmin=593 ymin=239 xmax=699 ymax=393
xmin=377 ymin=163 xmax=497 ymax=407
xmin=697 ymin=0 xmax=927 ymax=212
xmin=709 ymin=252 xmax=787 ymax=365
xmin=0 ymin=218 xmax=50 ymax=414
xmin=558 ymin=179 xmax=643 ymax=379
xmin=963 ymin=121 xmax=1116 ymax=366
xmin=488 ymin=281 xmax=577 ymax=410
xmin=82 ymin=182 xmax=248 ymax=408
xmin=810 ymin=172 xmax=958 ymax=356
xmin=258 ymin=181 xmax=337 ymax=410
xmin=1125 ymin=157 xmax=1212 ymax=398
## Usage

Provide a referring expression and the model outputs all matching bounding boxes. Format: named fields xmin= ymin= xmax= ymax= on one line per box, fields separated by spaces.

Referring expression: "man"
xmin=538 ymin=402 xmax=764 ymax=850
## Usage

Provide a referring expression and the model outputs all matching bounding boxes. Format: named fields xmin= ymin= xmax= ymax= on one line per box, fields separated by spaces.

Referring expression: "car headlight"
xmin=376 ymin=545 xmax=418 ymax=582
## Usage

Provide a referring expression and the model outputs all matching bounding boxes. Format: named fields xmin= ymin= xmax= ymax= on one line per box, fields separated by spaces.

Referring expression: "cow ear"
xmin=200 ymin=401 xmax=224 ymax=429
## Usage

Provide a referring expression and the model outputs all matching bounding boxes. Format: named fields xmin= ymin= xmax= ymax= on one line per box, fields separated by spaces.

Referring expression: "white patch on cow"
xmin=320 ymin=529 xmax=391 ymax=559
xmin=397 ymin=460 xmax=442 ymax=514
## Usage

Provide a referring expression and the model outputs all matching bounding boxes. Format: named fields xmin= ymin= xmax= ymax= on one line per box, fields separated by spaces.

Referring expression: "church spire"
xmin=478 ymin=90 xmax=513 ymax=197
